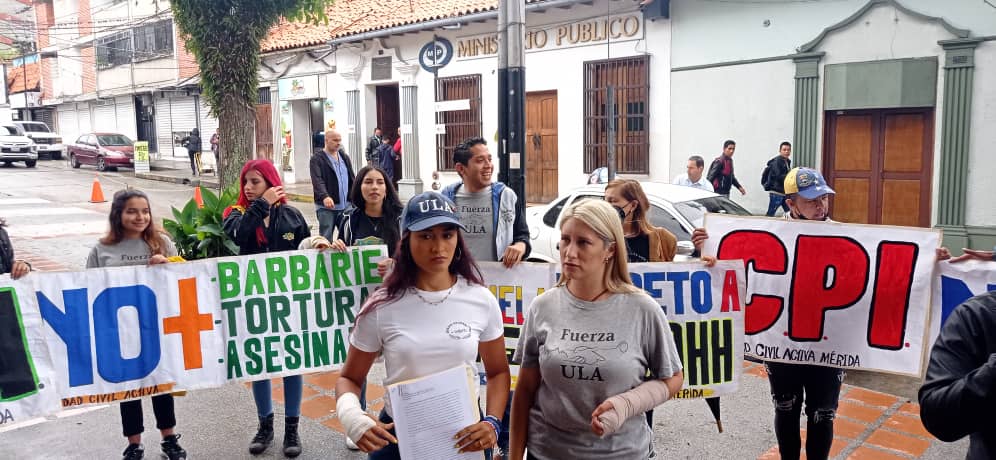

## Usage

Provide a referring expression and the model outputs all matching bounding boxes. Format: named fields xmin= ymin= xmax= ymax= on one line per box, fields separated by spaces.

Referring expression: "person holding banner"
xmin=328 ymin=165 xmax=403 ymax=258
xmin=691 ymin=167 xmax=948 ymax=460
xmin=223 ymin=159 xmax=311 ymax=458
xmin=510 ymin=199 xmax=684 ymax=460
xmin=84 ymin=189 xmax=187 ymax=460
xmin=1 ymin=218 xmax=31 ymax=279
xmin=335 ymin=191 xmax=510 ymax=460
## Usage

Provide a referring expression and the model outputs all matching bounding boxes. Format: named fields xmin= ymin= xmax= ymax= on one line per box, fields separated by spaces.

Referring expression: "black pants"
xmin=120 ymin=394 xmax=176 ymax=437
xmin=187 ymin=151 xmax=199 ymax=175
xmin=765 ymin=362 xmax=844 ymax=460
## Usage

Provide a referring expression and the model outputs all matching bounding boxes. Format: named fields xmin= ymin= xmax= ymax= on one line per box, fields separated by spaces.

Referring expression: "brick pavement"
xmin=746 ymin=362 xmax=944 ymax=460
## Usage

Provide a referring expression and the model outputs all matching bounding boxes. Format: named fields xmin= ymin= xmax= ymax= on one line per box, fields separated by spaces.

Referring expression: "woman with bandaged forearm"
xmin=509 ymin=199 xmax=684 ymax=460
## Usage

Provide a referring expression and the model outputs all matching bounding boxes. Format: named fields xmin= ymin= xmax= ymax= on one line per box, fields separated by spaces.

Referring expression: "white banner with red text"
xmin=702 ymin=215 xmax=941 ymax=377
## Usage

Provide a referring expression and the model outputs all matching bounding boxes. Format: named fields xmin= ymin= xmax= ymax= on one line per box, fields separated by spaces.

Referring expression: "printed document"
xmin=386 ymin=364 xmax=484 ymax=460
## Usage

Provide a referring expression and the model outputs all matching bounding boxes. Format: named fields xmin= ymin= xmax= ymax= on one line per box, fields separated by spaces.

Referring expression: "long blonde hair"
xmin=605 ymin=179 xmax=654 ymax=236
xmin=556 ymin=199 xmax=638 ymax=294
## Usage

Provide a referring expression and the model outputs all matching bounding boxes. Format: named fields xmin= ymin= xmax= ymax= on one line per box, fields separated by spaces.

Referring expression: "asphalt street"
xmin=0 ymin=159 xmax=970 ymax=459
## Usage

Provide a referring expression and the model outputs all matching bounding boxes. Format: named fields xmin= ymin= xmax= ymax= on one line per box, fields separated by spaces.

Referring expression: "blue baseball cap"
xmin=402 ymin=191 xmax=467 ymax=232
xmin=784 ymin=167 xmax=835 ymax=200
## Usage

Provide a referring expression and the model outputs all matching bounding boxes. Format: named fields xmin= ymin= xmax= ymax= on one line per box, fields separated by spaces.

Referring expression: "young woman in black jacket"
xmin=222 ymin=159 xmax=310 ymax=458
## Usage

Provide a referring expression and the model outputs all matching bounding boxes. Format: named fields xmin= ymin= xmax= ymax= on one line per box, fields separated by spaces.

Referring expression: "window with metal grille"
xmin=96 ymin=32 xmax=131 ymax=69
xmin=132 ymin=20 xmax=174 ymax=62
xmin=583 ymin=56 xmax=650 ymax=174
xmin=435 ymin=74 xmax=482 ymax=171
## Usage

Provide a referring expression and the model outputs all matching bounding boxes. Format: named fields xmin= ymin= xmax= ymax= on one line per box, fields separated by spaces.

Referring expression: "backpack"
xmin=376 ymin=143 xmax=396 ymax=178
xmin=761 ymin=158 xmax=774 ymax=191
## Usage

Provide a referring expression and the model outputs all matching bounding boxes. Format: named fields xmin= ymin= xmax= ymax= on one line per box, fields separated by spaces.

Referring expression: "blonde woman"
xmin=509 ymin=199 xmax=684 ymax=460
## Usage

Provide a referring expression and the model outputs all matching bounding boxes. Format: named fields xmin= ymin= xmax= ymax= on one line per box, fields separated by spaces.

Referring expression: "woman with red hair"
xmin=223 ymin=159 xmax=310 ymax=457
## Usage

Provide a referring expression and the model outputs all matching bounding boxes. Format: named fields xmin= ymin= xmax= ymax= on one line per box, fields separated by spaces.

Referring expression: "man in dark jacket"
xmin=919 ymin=291 xmax=996 ymax=460
xmin=707 ymin=139 xmax=746 ymax=197
xmin=309 ymin=129 xmax=355 ymax=237
xmin=364 ymin=127 xmax=382 ymax=166
xmin=181 ymin=128 xmax=202 ymax=176
xmin=762 ymin=141 xmax=793 ymax=216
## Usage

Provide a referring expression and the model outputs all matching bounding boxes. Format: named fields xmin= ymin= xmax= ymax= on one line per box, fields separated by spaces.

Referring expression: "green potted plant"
xmin=163 ymin=186 xmax=240 ymax=260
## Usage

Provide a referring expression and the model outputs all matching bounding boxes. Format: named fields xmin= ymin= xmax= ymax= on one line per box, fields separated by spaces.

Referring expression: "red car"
xmin=69 ymin=133 xmax=135 ymax=171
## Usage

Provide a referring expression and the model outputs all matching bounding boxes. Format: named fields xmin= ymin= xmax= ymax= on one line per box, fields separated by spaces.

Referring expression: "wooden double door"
xmin=823 ymin=109 xmax=933 ymax=227
xmin=525 ymin=91 xmax=558 ymax=204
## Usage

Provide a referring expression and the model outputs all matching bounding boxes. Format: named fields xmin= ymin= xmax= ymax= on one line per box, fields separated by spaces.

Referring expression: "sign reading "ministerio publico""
xmin=456 ymin=14 xmax=642 ymax=59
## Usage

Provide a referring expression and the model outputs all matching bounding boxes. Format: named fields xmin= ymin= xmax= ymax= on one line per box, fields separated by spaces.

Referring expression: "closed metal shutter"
xmin=57 ymin=106 xmax=78 ymax=142
xmin=114 ymin=96 xmax=137 ymax=139
xmin=93 ymin=103 xmax=116 ymax=133
xmin=34 ymin=109 xmax=55 ymax=128
xmin=198 ymin=98 xmax=219 ymax=139
xmin=155 ymin=95 xmax=198 ymax=157
xmin=77 ymin=103 xmax=92 ymax=134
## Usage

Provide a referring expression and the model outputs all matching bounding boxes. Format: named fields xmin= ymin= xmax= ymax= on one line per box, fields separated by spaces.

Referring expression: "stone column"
xmin=396 ymin=64 xmax=423 ymax=201
xmin=792 ymin=52 xmax=824 ymax=168
xmin=936 ymin=38 xmax=981 ymax=251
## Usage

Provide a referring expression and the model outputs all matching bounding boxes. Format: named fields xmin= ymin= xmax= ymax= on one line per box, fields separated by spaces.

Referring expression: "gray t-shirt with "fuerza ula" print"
xmin=513 ymin=287 xmax=683 ymax=460
xmin=85 ymin=235 xmax=178 ymax=269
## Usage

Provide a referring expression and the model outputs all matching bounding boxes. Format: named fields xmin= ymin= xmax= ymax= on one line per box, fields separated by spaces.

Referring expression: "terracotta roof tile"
xmin=263 ymin=0 xmax=541 ymax=52
xmin=6 ymin=61 xmax=39 ymax=94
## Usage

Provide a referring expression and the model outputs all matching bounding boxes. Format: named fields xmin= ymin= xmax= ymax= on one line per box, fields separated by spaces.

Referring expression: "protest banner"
xmin=628 ymin=261 xmax=745 ymax=398
xmin=479 ymin=263 xmax=555 ymax=388
xmin=929 ymin=260 xmax=996 ymax=348
xmin=1 ymin=249 xmax=743 ymax=427
xmin=0 ymin=246 xmax=387 ymax=424
xmin=703 ymin=215 xmax=940 ymax=377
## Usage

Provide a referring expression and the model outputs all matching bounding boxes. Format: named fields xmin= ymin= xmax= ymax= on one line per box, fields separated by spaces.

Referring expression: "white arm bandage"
xmin=596 ymin=379 xmax=671 ymax=436
xmin=336 ymin=392 xmax=377 ymax=443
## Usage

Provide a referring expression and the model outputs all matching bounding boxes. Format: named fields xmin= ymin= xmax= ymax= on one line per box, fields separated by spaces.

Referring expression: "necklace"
xmin=586 ymin=288 xmax=610 ymax=302
xmin=414 ymin=285 xmax=454 ymax=306
xmin=366 ymin=213 xmax=382 ymax=234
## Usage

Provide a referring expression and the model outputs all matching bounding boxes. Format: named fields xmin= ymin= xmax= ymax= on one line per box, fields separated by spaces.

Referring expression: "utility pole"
xmin=497 ymin=0 xmax=526 ymax=206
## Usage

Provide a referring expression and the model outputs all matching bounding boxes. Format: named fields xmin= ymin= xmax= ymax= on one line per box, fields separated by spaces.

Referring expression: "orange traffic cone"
xmin=89 ymin=176 xmax=106 ymax=203
xmin=193 ymin=186 xmax=204 ymax=208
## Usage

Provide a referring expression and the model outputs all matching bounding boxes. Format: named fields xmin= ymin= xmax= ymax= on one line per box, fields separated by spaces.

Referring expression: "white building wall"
xmin=965 ymin=41 xmax=996 ymax=227
xmin=671 ymin=1 xmax=996 ymax=222
xmin=670 ymin=60 xmax=796 ymax=213
xmin=308 ymin=0 xmax=665 ymax=194
xmin=670 ymin=0 xmax=996 ymax=68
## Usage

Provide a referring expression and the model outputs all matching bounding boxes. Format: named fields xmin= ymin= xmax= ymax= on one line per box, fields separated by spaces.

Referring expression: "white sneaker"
xmin=345 ymin=436 xmax=359 ymax=451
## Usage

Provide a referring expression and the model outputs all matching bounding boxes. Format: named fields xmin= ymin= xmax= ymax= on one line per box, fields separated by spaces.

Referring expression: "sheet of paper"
xmin=387 ymin=365 xmax=484 ymax=460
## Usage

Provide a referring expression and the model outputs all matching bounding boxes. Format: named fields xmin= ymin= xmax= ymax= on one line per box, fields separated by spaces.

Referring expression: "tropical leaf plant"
xmin=162 ymin=186 xmax=240 ymax=260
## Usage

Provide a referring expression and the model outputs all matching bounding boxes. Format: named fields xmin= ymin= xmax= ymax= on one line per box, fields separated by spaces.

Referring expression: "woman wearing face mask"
xmin=603 ymin=179 xmax=677 ymax=264
xmin=222 ymin=159 xmax=310 ymax=458
xmin=85 ymin=189 xmax=187 ymax=460
xmin=335 ymin=191 xmax=510 ymax=460
xmin=509 ymin=199 xmax=684 ymax=460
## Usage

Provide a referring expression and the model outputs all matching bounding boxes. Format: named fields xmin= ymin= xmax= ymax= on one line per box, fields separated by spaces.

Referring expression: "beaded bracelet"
xmin=482 ymin=415 xmax=501 ymax=444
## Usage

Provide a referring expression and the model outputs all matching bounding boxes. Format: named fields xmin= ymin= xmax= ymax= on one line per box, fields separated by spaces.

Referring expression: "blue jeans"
xmin=369 ymin=410 xmax=493 ymax=460
xmin=316 ymin=207 xmax=343 ymax=240
xmin=766 ymin=193 xmax=789 ymax=217
xmin=252 ymin=375 xmax=303 ymax=418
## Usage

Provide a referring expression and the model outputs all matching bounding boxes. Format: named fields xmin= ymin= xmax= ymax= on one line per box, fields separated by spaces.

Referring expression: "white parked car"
xmin=0 ymin=125 xmax=38 ymax=168
xmin=526 ymin=182 xmax=752 ymax=263
xmin=12 ymin=121 xmax=64 ymax=160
